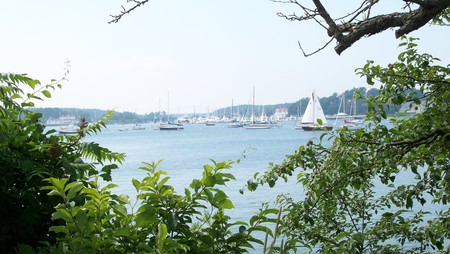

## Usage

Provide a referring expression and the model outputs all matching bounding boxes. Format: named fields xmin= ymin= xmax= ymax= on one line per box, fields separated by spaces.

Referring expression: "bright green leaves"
xmin=201 ymin=159 xmax=235 ymax=187
xmin=43 ymin=159 xmax=253 ymax=253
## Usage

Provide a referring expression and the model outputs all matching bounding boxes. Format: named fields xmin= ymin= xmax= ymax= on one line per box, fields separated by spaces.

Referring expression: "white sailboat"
xmin=244 ymin=86 xmax=274 ymax=129
xmin=158 ymin=92 xmax=184 ymax=130
xmin=297 ymin=90 xmax=333 ymax=131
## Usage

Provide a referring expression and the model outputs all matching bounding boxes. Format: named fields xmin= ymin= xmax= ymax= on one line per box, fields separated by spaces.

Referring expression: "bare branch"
xmin=298 ymin=37 xmax=334 ymax=57
xmin=109 ymin=0 xmax=150 ymax=24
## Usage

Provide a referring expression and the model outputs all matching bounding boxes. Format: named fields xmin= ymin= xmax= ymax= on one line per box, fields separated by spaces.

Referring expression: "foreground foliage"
xmin=248 ymin=37 xmax=450 ymax=253
xmin=43 ymin=160 xmax=280 ymax=253
xmin=0 ymin=72 xmax=124 ymax=253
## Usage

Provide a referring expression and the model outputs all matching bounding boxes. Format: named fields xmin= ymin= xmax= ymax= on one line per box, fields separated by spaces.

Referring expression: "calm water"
xmin=84 ymin=121 xmax=322 ymax=221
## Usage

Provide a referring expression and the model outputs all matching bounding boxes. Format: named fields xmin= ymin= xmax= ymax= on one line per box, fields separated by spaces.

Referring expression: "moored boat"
xmin=296 ymin=90 xmax=333 ymax=131
xmin=59 ymin=124 xmax=79 ymax=134
xmin=244 ymin=86 xmax=274 ymax=129
xmin=158 ymin=122 xmax=184 ymax=130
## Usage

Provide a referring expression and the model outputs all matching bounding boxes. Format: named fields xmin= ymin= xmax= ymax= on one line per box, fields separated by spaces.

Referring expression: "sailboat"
xmin=228 ymin=99 xmax=245 ymax=128
xmin=158 ymin=92 xmax=184 ymax=130
xmin=343 ymin=99 xmax=364 ymax=125
xmin=334 ymin=93 xmax=361 ymax=131
xmin=297 ymin=90 xmax=333 ymax=131
xmin=244 ymin=86 xmax=274 ymax=129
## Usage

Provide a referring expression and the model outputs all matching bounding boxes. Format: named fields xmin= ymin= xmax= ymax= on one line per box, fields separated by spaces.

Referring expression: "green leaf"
xmin=115 ymin=227 xmax=130 ymax=237
xmin=52 ymin=210 xmax=72 ymax=222
xmin=112 ymin=203 xmax=128 ymax=216
xmin=41 ymin=90 xmax=51 ymax=98
xmin=66 ymin=182 xmax=83 ymax=201
xmin=157 ymin=223 xmax=168 ymax=252
xmin=218 ymin=199 xmax=234 ymax=209
xmin=49 ymin=225 xmax=69 ymax=234
xmin=167 ymin=212 xmax=177 ymax=231
xmin=132 ymin=178 xmax=141 ymax=192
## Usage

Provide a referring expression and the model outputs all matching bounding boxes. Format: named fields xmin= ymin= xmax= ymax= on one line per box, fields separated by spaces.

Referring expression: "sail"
xmin=301 ymin=93 xmax=315 ymax=124
xmin=301 ymin=91 xmax=327 ymax=125
xmin=314 ymin=93 xmax=327 ymax=125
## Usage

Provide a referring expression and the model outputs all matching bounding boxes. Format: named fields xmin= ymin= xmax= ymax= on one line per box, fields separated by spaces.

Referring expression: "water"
xmin=85 ymin=121 xmax=316 ymax=220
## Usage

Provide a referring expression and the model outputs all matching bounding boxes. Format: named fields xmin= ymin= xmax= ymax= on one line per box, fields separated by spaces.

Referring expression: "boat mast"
xmin=231 ymin=99 xmax=233 ymax=119
xmin=252 ymin=86 xmax=255 ymax=123
xmin=159 ymin=98 xmax=162 ymax=124
xmin=167 ymin=92 xmax=170 ymax=123
xmin=312 ymin=91 xmax=315 ymax=125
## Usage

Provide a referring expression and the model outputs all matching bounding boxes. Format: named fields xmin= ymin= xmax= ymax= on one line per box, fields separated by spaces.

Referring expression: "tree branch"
xmin=109 ymin=0 xmax=150 ymax=24
xmin=298 ymin=38 xmax=334 ymax=57
xmin=277 ymin=0 xmax=450 ymax=55
xmin=396 ymin=0 xmax=450 ymax=38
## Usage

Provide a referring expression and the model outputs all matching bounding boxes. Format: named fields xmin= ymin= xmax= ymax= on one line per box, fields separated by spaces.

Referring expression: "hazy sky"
xmin=1 ymin=1 xmax=448 ymax=114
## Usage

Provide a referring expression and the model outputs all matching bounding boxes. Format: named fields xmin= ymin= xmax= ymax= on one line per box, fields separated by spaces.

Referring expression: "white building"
xmin=272 ymin=107 xmax=289 ymax=120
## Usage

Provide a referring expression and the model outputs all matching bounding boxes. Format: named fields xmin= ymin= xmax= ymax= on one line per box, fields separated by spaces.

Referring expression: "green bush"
xmin=0 ymin=72 xmax=124 ymax=253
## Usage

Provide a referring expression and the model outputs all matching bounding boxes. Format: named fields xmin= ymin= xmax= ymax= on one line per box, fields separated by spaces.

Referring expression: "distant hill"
xmin=30 ymin=108 xmax=163 ymax=125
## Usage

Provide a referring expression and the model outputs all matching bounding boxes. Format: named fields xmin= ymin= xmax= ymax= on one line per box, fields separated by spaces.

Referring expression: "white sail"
xmin=301 ymin=91 xmax=327 ymax=125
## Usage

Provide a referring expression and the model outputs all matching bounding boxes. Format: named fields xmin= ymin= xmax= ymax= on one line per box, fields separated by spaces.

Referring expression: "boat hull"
xmin=59 ymin=125 xmax=79 ymax=135
xmin=300 ymin=125 xmax=333 ymax=131
xmin=243 ymin=124 xmax=274 ymax=129
xmin=158 ymin=123 xmax=184 ymax=130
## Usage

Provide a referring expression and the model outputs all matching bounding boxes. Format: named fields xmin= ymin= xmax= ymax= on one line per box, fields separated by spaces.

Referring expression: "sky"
xmin=1 ymin=1 xmax=448 ymax=114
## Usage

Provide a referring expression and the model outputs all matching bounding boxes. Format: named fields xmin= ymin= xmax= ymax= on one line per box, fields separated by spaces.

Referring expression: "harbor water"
xmin=84 ymin=121 xmax=320 ymax=222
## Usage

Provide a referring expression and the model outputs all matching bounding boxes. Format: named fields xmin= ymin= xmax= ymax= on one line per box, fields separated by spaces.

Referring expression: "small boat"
xmin=158 ymin=122 xmax=184 ymax=130
xmin=296 ymin=90 xmax=333 ymax=131
xmin=244 ymin=123 xmax=274 ymax=129
xmin=228 ymin=122 xmax=245 ymax=128
xmin=132 ymin=124 xmax=146 ymax=130
xmin=59 ymin=124 xmax=79 ymax=134
xmin=344 ymin=118 xmax=364 ymax=125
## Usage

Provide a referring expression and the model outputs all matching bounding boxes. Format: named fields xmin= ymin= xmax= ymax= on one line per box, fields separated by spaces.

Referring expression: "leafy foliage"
xmin=247 ymin=37 xmax=450 ymax=253
xmin=0 ymin=71 xmax=124 ymax=252
xmin=42 ymin=160 xmax=276 ymax=253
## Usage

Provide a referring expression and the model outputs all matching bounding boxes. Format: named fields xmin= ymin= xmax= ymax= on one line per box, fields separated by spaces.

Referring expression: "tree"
xmin=247 ymin=36 xmax=450 ymax=253
xmin=0 ymin=71 xmax=125 ymax=252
